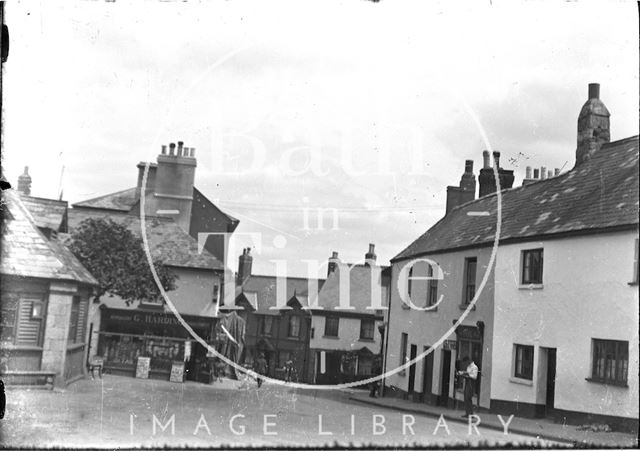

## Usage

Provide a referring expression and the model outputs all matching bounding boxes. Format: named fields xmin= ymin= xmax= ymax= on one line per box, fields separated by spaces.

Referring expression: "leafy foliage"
xmin=68 ymin=218 xmax=177 ymax=305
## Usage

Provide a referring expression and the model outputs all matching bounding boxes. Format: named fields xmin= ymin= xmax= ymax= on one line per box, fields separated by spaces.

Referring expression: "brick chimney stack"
xmin=17 ymin=166 xmax=32 ymax=195
xmin=365 ymin=243 xmax=377 ymax=266
xmin=147 ymin=141 xmax=197 ymax=232
xmin=478 ymin=151 xmax=515 ymax=197
xmin=445 ymin=159 xmax=476 ymax=215
xmin=576 ymin=83 xmax=610 ymax=166
xmin=328 ymin=251 xmax=339 ymax=276
xmin=237 ymin=247 xmax=253 ymax=285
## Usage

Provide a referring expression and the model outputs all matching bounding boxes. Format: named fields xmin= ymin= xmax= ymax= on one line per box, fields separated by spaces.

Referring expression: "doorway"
xmin=439 ymin=349 xmax=451 ymax=406
xmin=422 ymin=346 xmax=434 ymax=403
xmin=545 ymin=348 xmax=557 ymax=415
xmin=408 ymin=344 xmax=417 ymax=396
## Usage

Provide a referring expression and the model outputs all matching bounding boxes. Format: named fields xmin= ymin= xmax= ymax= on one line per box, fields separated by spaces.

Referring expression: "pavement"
xmin=0 ymin=374 xmax=565 ymax=448
xmin=349 ymin=391 xmax=639 ymax=448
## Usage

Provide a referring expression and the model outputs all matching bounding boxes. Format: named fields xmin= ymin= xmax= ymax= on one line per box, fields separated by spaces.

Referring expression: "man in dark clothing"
xmin=457 ymin=356 xmax=479 ymax=417
xmin=254 ymin=353 xmax=268 ymax=388
xmin=369 ymin=356 xmax=382 ymax=397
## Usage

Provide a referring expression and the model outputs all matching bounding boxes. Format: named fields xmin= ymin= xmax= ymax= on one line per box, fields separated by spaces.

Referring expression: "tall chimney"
xmin=17 ymin=166 xmax=32 ymax=195
xmin=479 ymin=150 xmax=514 ymax=197
xmin=365 ymin=243 xmax=377 ymax=266
xmin=147 ymin=141 xmax=197 ymax=232
xmin=482 ymin=151 xmax=490 ymax=169
xmin=136 ymin=161 xmax=157 ymax=195
xmin=540 ymin=166 xmax=547 ymax=180
xmin=328 ymin=251 xmax=339 ymax=276
xmin=576 ymin=83 xmax=610 ymax=166
xmin=237 ymin=247 xmax=253 ymax=285
xmin=445 ymin=159 xmax=476 ymax=214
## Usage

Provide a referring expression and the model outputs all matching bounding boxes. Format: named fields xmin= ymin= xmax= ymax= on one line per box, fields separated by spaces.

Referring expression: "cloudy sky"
xmin=2 ymin=0 xmax=638 ymax=277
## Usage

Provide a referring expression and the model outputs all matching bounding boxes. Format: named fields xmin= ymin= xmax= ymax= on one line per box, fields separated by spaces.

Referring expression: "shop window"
xmin=426 ymin=264 xmax=438 ymax=307
xmin=463 ymin=257 xmax=477 ymax=304
xmin=522 ymin=249 xmax=543 ymax=284
xmin=357 ymin=355 xmax=373 ymax=375
xmin=287 ymin=315 xmax=301 ymax=338
xmin=591 ymin=339 xmax=628 ymax=386
xmin=278 ymin=351 xmax=292 ymax=368
xmin=514 ymin=344 xmax=534 ymax=380
xmin=324 ymin=316 xmax=339 ymax=337
xmin=359 ymin=319 xmax=374 ymax=340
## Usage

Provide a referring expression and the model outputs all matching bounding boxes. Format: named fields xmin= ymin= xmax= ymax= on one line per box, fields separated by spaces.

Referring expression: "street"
xmin=0 ymin=375 xmax=556 ymax=448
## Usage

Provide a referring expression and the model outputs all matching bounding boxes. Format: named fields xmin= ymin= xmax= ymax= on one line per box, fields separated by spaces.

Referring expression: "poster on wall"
xmin=169 ymin=361 xmax=184 ymax=383
xmin=135 ymin=357 xmax=150 ymax=379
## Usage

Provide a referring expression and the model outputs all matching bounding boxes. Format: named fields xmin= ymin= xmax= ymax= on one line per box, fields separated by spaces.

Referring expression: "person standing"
xmin=457 ymin=356 xmax=478 ymax=418
xmin=254 ymin=353 xmax=268 ymax=388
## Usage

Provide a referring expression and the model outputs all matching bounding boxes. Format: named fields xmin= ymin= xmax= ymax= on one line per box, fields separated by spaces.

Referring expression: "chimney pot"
xmin=368 ymin=243 xmax=375 ymax=253
xmin=161 ymin=145 xmax=167 ymax=155
xmin=533 ymin=168 xmax=539 ymax=179
xmin=169 ymin=143 xmax=176 ymax=156
xmin=492 ymin=151 xmax=501 ymax=168
xmin=525 ymin=166 xmax=532 ymax=179
xmin=588 ymin=83 xmax=600 ymax=100
xmin=547 ymin=170 xmax=553 ymax=179
xmin=332 ymin=251 xmax=338 ymax=259
xmin=554 ymin=168 xmax=560 ymax=176
xmin=17 ymin=166 xmax=32 ymax=195
xmin=540 ymin=166 xmax=547 ymax=179
xmin=177 ymin=141 xmax=184 ymax=153
xmin=464 ymin=160 xmax=474 ymax=173
xmin=190 ymin=148 xmax=196 ymax=157
xmin=482 ymin=151 xmax=490 ymax=169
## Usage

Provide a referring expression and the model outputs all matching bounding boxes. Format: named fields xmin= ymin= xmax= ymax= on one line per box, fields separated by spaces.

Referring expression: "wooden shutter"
xmin=16 ymin=295 xmax=44 ymax=346
xmin=0 ymin=292 xmax=19 ymax=343
xmin=76 ymin=297 xmax=88 ymax=344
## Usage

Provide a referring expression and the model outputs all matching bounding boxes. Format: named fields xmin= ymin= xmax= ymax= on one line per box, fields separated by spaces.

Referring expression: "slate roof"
xmin=311 ymin=264 xmax=390 ymax=314
xmin=394 ymin=136 xmax=639 ymax=261
xmin=19 ymin=195 xmax=68 ymax=232
xmin=1 ymin=190 xmax=98 ymax=285
xmin=72 ymin=187 xmax=139 ymax=212
xmin=236 ymin=275 xmax=325 ymax=315
xmin=67 ymin=208 xmax=224 ymax=270
xmin=72 ymin=186 xmax=239 ymax=225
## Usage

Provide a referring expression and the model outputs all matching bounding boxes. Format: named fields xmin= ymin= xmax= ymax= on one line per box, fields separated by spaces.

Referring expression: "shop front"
xmin=95 ymin=306 xmax=215 ymax=382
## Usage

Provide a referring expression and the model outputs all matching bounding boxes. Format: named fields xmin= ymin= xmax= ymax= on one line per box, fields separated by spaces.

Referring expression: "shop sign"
xmin=455 ymin=325 xmax=482 ymax=340
xmin=103 ymin=308 xmax=212 ymax=330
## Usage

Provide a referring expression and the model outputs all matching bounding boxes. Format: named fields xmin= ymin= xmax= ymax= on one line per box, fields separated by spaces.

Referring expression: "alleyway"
xmin=1 ymin=375 xmax=556 ymax=448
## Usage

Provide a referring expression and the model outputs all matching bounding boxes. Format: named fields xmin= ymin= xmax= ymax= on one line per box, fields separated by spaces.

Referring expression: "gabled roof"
xmin=19 ymin=194 xmax=68 ymax=232
xmin=235 ymin=274 xmax=325 ymax=315
xmin=66 ymin=208 xmax=224 ymax=270
xmin=312 ymin=263 xmax=389 ymax=313
xmin=72 ymin=187 xmax=139 ymax=212
xmin=394 ymin=136 xmax=639 ymax=261
xmin=1 ymin=190 xmax=98 ymax=285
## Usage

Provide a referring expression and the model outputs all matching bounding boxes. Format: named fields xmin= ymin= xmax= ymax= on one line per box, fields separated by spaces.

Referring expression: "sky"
xmin=2 ymin=0 xmax=638 ymax=278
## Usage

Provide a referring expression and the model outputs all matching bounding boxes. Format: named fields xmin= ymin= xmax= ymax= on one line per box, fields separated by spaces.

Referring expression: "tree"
xmin=68 ymin=217 xmax=177 ymax=305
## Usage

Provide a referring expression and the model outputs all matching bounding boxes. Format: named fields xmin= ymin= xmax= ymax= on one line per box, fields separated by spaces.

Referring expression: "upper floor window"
xmin=426 ymin=264 xmax=438 ymax=307
xmin=324 ymin=316 xmax=339 ymax=337
xmin=514 ymin=344 xmax=534 ymax=380
xmin=359 ymin=319 xmax=375 ymax=340
xmin=592 ymin=339 xmax=628 ymax=386
xmin=463 ymin=257 xmax=477 ymax=304
xmin=212 ymin=284 xmax=220 ymax=304
xmin=399 ymin=332 xmax=408 ymax=367
xmin=632 ymin=238 xmax=639 ymax=284
xmin=259 ymin=315 xmax=273 ymax=336
xmin=407 ymin=267 xmax=414 ymax=300
xmin=287 ymin=315 xmax=301 ymax=338
xmin=522 ymin=249 xmax=543 ymax=284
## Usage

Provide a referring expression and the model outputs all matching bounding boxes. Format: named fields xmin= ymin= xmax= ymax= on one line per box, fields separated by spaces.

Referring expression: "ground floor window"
xmin=514 ymin=344 xmax=534 ymax=380
xmin=592 ymin=339 xmax=628 ymax=385
xmin=357 ymin=355 xmax=373 ymax=375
